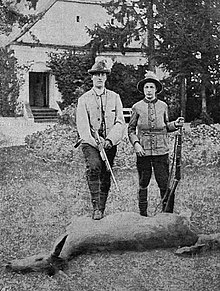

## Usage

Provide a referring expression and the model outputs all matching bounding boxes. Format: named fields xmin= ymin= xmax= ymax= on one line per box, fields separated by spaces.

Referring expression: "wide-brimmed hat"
xmin=137 ymin=71 xmax=163 ymax=94
xmin=88 ymin=59 xmax=111 ymax=75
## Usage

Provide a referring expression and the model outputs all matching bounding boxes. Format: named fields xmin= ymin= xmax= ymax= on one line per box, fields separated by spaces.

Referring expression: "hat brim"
xmin=88 ymin=69 xmax=111 ymax=75
xmin=137 ymin=78 xmax=163 ymax=94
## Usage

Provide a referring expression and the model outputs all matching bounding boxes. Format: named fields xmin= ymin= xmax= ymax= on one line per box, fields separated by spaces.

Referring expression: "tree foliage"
xmin=47 ymin=51 xmax=94 ymax=108
xmin=47 ymin=50 xmax=149 ymax=108
xmin=0 ymin=1 xmax=32 ymax=35
xmin=0 ymin=1 xmax=30 ymax=116
xmin=107 ymin=62 xmax=147 ymax=107
xmin=87 ymin=0 xmax=143 ymax=55
xmin=0 ymin=48 xmax=19 ymax=116
xmin=87 ymin=0 xmax=220 ymax=122
xmin=155 ymin=0 xmax=220 ymax=121
xmin=155 ymin=0 xmax=220 ymax=76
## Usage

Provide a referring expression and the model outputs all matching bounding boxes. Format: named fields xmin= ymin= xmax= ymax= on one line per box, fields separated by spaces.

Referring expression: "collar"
xmin=143 ymin=97 xmax=158 ymax=104
xmin=92 ymin=88 xmax=106 ymax=97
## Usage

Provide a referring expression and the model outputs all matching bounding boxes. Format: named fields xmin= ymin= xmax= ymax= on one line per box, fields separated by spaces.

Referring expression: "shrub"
xmin=25 ymin=124 xmax=80 ymax=163
xmin=182 ymin=124 xmax=220 ymax=167
xmin=58 ymin=103 xmax=77 ymax=127
xmin=47 ymin=51 xmax=94 ymax=108
xmin=47 ymin=51 xmax=149 ymax=109
xmin=107 ymin=63 xmax=147 ymax=108
xmin=25 ymin=123 xmax=220 ymax=168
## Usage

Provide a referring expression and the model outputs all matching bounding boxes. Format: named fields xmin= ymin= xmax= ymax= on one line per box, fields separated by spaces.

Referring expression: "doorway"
xmin=29 ymin=72 xmax=49 ymax=107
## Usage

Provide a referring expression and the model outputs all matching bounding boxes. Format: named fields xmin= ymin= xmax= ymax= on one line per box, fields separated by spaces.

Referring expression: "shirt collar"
xmin=92 ymin=88 xmax=106 ymax=97
xmin=143 ymin=97 xmax=158 ymax=104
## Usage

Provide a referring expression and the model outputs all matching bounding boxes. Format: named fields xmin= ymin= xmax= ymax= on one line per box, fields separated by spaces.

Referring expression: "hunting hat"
xmin=137 ymin=71 xmax=163 ymax=94
xmin=88 ymin=58 xmax=112 ymax=75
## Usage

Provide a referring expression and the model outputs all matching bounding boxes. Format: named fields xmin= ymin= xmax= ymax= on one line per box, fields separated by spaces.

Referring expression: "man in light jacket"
xmin=128 ymin=71 xmax=184 ymax=216
xmin=76 ymin=58 xmax=125 ymax=220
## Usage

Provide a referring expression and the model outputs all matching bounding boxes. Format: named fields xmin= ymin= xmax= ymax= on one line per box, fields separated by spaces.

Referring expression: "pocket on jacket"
xmin=156 ymin=134 xmax=168 ymax=150
xmin=106 ymin=109 xmax=116 ymax=126
xmin=140 ymin=135 xmax=151 ymax=150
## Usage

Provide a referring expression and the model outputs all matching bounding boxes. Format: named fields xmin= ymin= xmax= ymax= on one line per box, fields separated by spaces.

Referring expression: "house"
xmin=7 ymin=0 xmax=148 ymax=122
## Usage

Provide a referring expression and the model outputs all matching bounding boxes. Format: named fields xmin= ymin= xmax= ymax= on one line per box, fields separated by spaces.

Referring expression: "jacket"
xmin=76 ymin=88 xmax=125 ymax=148
xmin=128 ymin=98 xmax=177 ymax=156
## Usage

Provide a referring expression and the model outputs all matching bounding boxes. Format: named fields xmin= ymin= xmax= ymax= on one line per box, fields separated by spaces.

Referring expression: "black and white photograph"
xmin=0 ymin=0 xmax=220 ymax=290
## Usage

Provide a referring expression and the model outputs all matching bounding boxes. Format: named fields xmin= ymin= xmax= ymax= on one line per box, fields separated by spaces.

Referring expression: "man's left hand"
xmin=104 ymin=139 xmax=113 ymax=150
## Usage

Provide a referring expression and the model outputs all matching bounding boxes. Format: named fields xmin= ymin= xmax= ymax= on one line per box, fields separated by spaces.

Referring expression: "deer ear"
xmin=51 ymin=234 xmax=68 ymax=258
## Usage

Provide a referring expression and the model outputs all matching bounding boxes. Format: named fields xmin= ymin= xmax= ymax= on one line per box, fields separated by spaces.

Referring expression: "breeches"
xmin=136 ymin=154 xmax=169 ymax=191
xmin=81 ymin=143 xmax=117 ymax=194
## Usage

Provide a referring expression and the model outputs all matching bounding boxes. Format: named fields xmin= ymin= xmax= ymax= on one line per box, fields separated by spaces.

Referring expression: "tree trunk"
xmin=147 ymin=0 xmax=156 ymax=72
xmin=201 ymin=81 xmax=207 ymax=114
xmin=180 ymin=75 xmax=187 ymax=118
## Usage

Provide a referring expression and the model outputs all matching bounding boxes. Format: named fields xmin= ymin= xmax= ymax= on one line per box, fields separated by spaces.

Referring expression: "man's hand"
xmin=104 ymin=139 xmax=113 ymax=150
xmin=174 ymin=117 xmax=184 ymax=128
xmin=134 ymin=142 xmax=145 ymax=156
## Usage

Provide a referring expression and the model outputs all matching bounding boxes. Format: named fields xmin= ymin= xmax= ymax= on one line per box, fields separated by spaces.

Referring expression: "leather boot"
xmin=91 ymin=194 xmax=103 ymax=220
xmin=138 ymin=188 xmax=148 ymax=217
xmin=100 ymin=192 xmax=108 ymax=217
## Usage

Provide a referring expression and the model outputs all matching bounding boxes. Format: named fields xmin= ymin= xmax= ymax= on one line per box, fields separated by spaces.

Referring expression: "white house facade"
xmin=9 ymin=0 xmax=148 ymax=122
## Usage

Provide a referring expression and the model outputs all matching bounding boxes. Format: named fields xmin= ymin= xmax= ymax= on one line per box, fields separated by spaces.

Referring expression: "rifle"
xmin=93 ymin=130 xmax=120 ymax=192
xmin=164 ymin=126 xmax=183 ymax=212
xmin=74 ymin=138 xmax=82 ymax=148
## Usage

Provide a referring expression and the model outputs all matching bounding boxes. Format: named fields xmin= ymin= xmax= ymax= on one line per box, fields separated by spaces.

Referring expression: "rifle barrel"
xmin=94 ymin=130 xmax=120 ymax=192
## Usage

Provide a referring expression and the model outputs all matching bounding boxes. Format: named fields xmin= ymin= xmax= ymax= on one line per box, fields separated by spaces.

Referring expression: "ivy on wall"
xmin=47 ymin=51 xmax=94 ymax=109
xmin=0 ymin=48 xmax=19 ymax=116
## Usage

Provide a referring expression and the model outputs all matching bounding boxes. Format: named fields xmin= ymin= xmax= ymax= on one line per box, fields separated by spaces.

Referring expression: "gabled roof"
xmin=7 ymin=0 xmax=111 ymax=48
xmin=4 ymin=0 xmax=57 ymax=47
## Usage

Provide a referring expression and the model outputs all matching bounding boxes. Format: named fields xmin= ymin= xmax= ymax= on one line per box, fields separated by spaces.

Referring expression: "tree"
xmin=155 ymin=0 xmax=220 ymax=121
xmin=87 ymin=0 xmax=157 ymax=70
xmin=0 ymin=1 xmax=32 ymax=35
xmin=47 ymin=50 xmax=147 ymax=108
xmin=107 ymin=62 xmax=147 ymax=107
xmin=47 ymin=50 xmax=94 ymax=108
xmin=0 ymin=47 xmax=20 ymax=116
xmin=0 ymin=1 xmax=32 ymax=116
xmin=87 ymin=0 xmax=220 ymax=122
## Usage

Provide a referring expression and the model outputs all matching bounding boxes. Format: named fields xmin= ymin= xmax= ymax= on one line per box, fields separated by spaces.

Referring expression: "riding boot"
xmin=138 ymin=188 xmax=148 ymax=217
xmin=99 ymin=192 xmax=108 ymax=217
xmin=91 ymin=193 xmax=103 ymax=220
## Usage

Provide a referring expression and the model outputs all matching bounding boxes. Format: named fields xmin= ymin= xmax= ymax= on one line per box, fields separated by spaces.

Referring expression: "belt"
xmin=140 ymin=130 xmax=166 ymax=135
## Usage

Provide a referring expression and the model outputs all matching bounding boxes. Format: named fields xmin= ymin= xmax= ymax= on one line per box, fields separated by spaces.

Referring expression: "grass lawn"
xmin=0 ymin=145 xmax=220 ymax=291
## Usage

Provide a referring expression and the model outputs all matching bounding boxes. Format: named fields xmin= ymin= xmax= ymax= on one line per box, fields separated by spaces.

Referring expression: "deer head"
xmin=5 ymin=234 xmax=68 ymax=276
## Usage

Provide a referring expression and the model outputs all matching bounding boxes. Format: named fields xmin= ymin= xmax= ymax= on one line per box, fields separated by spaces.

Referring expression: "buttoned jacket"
xmin=76 ymin=88 xmax=125 ymax=148
xmin=128 ymin=98 xmax=177 ymax=156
